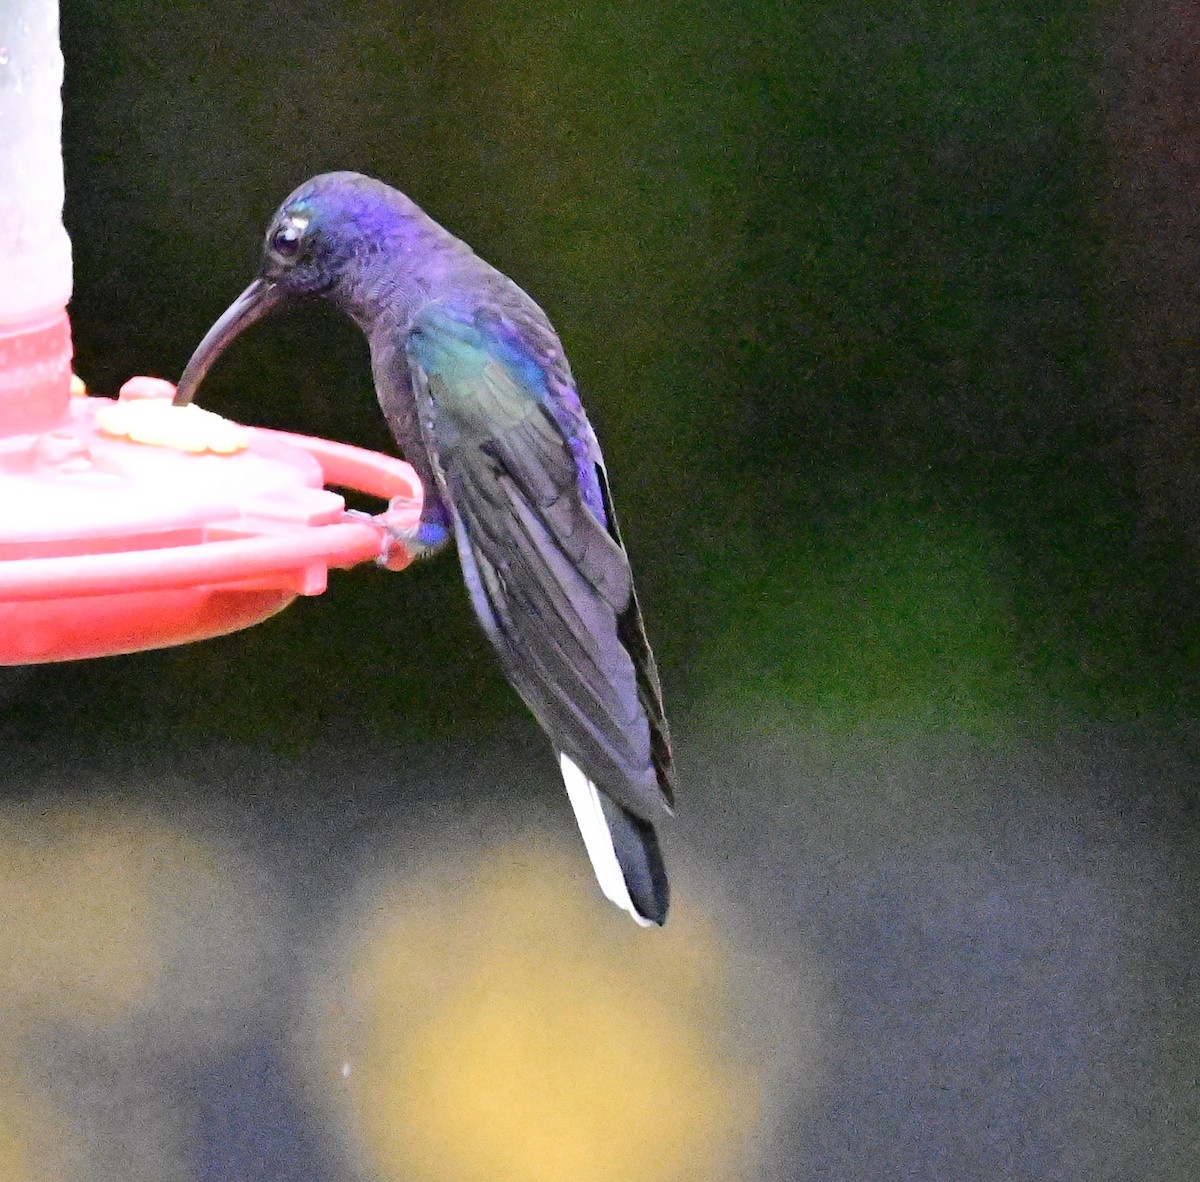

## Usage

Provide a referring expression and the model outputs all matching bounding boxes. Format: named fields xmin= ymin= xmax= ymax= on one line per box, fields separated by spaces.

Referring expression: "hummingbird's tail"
xmin=558 ymin=754 xmax=670 ymax=926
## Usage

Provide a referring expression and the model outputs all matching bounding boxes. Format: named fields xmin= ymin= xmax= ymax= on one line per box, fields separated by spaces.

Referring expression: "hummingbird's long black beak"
xmin=173 ymin=278 xmax=287 ymax=406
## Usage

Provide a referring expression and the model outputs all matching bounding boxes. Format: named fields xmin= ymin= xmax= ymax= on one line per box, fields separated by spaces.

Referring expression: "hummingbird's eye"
xmin=270 ymin=222 xmax=304 ymax=259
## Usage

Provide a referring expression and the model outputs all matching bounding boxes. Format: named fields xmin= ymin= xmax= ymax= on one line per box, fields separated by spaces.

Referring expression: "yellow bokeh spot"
xmin=0 ymin=808 xmax=260 ymax=1030
xmin=96 ymin=399 xmax=249 ymax=454
xmin=330 ymin=841 xmax=762 ymax=1182
xmin=0 ymin=1058 xmax=82 ymax=1182
xmin=0 ymin=817 xmax=160 ymax=1021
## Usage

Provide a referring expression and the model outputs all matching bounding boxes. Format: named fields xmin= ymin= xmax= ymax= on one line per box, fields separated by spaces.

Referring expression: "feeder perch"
xmin=0 ymin=0 xmax=419 ymax=665
xmin=0 ymin=368 xmax=420 ymax=664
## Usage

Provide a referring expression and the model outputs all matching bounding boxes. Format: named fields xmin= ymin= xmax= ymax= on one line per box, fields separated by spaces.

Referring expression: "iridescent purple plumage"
xmin=174 ymin=172 xmax=675 ymax=924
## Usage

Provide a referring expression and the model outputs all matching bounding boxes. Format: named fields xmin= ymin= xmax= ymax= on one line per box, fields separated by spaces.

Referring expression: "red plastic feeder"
xmin=0 ymin=313 xmax=419 ymax=664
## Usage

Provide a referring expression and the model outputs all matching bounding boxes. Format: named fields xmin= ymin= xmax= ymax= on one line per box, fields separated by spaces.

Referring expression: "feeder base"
xmin=0 ymin=586 xmax=297 ymax=665
xmin=0 ymin=381 xmax=422 ymax=664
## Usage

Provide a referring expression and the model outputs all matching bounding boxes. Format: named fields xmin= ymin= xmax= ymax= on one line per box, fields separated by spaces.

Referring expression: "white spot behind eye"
xmin=271 ymin=214 xmax=310 ymax=258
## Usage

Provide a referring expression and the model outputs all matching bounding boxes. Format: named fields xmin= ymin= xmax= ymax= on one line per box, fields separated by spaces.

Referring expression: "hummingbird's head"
xmin=259 ymin=172 xmax=408 ymax=296
xmin=173 ymin=172 xmax=425 ymax=406
xmin=255 ymin=198 xmax=337 ymax=297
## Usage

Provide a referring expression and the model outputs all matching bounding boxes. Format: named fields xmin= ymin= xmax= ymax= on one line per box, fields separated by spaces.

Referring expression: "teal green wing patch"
xmin=404 ymin=303 xmax=669 ymax=817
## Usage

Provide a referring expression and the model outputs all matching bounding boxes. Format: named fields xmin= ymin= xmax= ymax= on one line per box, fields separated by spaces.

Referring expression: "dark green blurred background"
xmin=4 ymin=0 xmax=1186 ymax=753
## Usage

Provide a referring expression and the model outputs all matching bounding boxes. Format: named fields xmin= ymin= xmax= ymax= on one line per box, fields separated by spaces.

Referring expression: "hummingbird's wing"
xmin=403 ymin=301 xmax=673 ymax=923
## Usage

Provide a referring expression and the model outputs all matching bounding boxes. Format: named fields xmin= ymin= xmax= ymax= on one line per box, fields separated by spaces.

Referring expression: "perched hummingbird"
xmin=174 ymin=172 xmax=674 ymax=925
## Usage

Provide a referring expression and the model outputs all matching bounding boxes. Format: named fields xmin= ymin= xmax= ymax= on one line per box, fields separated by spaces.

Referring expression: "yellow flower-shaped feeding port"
xmin=96 ymin=377 xmax=249 ymax=455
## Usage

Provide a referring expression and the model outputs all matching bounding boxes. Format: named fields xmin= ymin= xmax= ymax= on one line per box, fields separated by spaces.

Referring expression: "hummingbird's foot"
xmin=344 ymin=498 xmax=450 ymax=570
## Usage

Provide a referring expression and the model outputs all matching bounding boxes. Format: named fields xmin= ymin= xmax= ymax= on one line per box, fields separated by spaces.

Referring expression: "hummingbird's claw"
xmin=343 ymin=496 xmax=439 ymax=570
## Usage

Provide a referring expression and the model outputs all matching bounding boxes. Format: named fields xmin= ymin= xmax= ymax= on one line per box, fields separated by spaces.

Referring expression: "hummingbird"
xmin=174 ymin=172 xmax=675 ymax=925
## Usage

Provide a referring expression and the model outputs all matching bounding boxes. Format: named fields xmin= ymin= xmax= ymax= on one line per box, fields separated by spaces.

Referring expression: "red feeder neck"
xmin=0 ymin=310 xmax=73 ymax=437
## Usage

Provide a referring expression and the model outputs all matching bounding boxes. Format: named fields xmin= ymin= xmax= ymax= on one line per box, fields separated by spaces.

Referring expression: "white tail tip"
xmin=559 ymin=753 xmax=653 ymax=926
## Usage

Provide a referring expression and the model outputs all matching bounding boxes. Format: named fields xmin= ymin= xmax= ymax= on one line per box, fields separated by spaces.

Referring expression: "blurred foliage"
xmin=5 ymin=0 xmax=1186 ymax=759
xmin=699 ymin=491 xmax=1024 ymax=730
